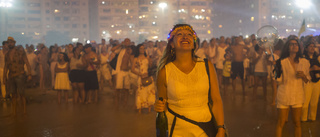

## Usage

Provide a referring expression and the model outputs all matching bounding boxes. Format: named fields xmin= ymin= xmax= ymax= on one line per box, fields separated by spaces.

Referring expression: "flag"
xmin=298 ymin=19 xmax=306 ymax=37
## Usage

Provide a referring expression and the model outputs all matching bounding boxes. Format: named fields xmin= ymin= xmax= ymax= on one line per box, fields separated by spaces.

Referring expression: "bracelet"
xmin=217 ymin=125 xmax=226 ymax=130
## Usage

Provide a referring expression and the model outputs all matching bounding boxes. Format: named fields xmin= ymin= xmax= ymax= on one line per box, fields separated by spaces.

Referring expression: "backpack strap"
xmin=204 ymin=58 xmax=212 ymax=105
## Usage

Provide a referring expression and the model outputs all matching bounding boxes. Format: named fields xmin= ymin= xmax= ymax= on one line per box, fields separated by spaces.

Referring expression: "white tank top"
xmin=165 ymin=59 xmax=211 ymax=122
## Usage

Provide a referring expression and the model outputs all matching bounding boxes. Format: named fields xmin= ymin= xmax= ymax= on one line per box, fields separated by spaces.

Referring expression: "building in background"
xmin=91 ymin=0 xmax=214 ymax=43
xmin=212 ymin=0 xmax=259 ymax=38
xmin=0 ymin=0 xmax=89 ymax=45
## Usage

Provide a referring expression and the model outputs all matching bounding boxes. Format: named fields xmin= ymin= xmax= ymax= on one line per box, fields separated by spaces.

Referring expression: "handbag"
xmin=141 ymin=76 xmax=153 ymax=86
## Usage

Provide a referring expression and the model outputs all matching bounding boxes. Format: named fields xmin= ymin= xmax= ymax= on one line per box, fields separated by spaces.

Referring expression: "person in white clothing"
xmin=274 ymin=38 xmax=310 ymax=137
xmin=195 ymin=40 xmax=208 ymax=59
xmin=216 ymin=37 xmax=229 ymax=88
xmin=208 ymin=38 xmax=217 ymax=66
xmin=252 ymin=44 xmax=269 ymax=100
xmin=154 ymin=24 xmax=225 ymax=137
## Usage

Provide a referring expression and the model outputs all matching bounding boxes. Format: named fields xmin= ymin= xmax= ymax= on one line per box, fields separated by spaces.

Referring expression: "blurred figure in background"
xmin=49 ymin=46 xmax=59 ymax=89
xmin=3 ymin=37 xmax=32 ymax=116
xmin=301 ymin=41 xmax=320 ymax=122
xmin=54 ymin=53 xmax=71 ymax=104
xmin=0 ymin=41 xmax=8 ymax=100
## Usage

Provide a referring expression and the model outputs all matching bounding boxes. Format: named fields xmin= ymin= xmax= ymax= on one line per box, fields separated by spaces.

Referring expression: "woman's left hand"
xmin=216 ymin=129 xmax=226 ymax=137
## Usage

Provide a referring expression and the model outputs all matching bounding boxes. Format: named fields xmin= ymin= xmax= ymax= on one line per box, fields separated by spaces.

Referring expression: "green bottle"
xmin=156 ymin=97 xmax=168 ymax=137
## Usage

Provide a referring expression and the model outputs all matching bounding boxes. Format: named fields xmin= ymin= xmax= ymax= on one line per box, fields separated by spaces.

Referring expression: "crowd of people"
xmin=1 ymin=24 xmax=320 ymax=136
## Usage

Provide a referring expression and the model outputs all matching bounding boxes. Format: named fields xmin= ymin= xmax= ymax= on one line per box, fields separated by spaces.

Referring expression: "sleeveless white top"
xmin=165 ymin=59 xmax=212 ymax=136
xmin=166 ymin=59 xmax=212 ymax=121
xmin=70 ymin=57 xmax=83 ymax=70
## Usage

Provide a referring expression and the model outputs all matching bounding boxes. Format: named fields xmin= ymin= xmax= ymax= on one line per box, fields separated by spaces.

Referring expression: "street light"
xmin=295 ymin=0 xmax=312 ymax=9
xmin=159 ymin=2 xmax=167 ymax=12
xmin=158 ymin=2 xmax=167 ymax=40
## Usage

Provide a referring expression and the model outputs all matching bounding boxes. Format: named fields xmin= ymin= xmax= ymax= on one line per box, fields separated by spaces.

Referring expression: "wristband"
xmin=217 ymin=125 xmax=226 ymax=130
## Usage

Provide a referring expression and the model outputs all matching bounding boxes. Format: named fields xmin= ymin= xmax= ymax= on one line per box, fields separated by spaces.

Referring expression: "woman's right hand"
xmin=154 ymin=99 xmax=166 ymax=112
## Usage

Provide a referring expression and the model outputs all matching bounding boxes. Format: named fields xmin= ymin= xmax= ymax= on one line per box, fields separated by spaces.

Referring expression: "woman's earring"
xmin=171 ymin=48 xmax=175 ymax=57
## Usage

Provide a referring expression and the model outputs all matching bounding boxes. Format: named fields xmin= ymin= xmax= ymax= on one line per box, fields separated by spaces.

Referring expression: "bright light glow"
xmin=219 ymin=25 xmax=222 ymax=28
xmin=245 ymin=35 xmax=249 ymax=38
xmin=307 ymin=25 xmax=310 ymax=28
xmin=102 ymin=1 xmax=105 ymax=4
xmin=295 ymin=0 xmax=312 ymax=9
xmin=0 ymin=2 xmax=12 ymax=8
xmin=195 ymin=15 xmax=199 ymax=19
xmin=35 ymin=32 xmax=40 ymax=36
xmin=102 ymin=31 xmax=106 ymax=34
xmin=293 ymin=29 xmax=296 ymax=32
xmin=152 ymin=22 xmax=156 ymax=25
xmin=72 ymin=38 xmax=79 ymax=43
xmin=21 ymin=32 xmax=24 ymax=35
xmin=86 ymin=40 xmax=90 ymax=44
xmin=150 ymin=1 xmax=153 ymax=4
xmin=300 ymin=9 xmax=303 ymax=14
xmin=154 ymin=16 xmax=157 ymax=18
xmin=126 ymin=9 xmax=128 ymax=14
xmin=239 ymin=20 xmax=242 ymax=23
xmin=152 ymin=36 xmax=158 ymax=39
xmin=207 ymin=30 xmax=211 ymax=34
xmin=111 ymin=25 xmax=114 ymax=28
xmin=116 ymin=30 xmax=121 ymax=34
xmin=159 ymin=2 xmax=167 ymax=9
xmin=54 ymin=9 xmax=60 ymax=13
xmin=129 ymin=25 xmax=132 ymax=28
xmin=201 ymin=9 xmax=205 ymax=12
xmin=251 ymin=17 xmax=254 ymax=21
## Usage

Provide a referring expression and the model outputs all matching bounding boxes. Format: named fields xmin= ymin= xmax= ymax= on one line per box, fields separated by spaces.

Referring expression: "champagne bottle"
xmin=156 ymin=97 xmax=168 ymax=137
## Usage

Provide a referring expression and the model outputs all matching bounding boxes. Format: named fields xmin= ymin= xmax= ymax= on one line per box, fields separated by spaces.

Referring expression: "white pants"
xmin=302 ymin=81 xmax=320 ymax=121
xmin=115 ymin=71 xmax=130 ymax=90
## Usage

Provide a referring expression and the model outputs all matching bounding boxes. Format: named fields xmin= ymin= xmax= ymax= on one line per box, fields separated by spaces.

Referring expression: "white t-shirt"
xmin=254 ymin=53 xmax=268 ymax=73
xmin=25 ymin=52 xmax=37 ymax=75
xmin=216 ymin=46 xmax=228 ymax=69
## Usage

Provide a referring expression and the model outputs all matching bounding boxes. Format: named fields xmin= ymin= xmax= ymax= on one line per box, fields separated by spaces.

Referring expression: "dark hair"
xmin=76 ymin=42 xmax=83 ymax=47
xmin=135 ymin=44 xmax=147 ymax=57
xmin=72 ymin=47 xmax=81 ymax=59
xmin=59 ymin=52 xmax=69 ymax=62
xmin=2 ymin=41 xmax=7 ymax=45
xmin=279 ymin=38 xmax=302 ymax=63
xmin=303 ymin=41 xmax=318 ymax=58
xmin=49 ymin=46 xmax=57 ymax=59
xmin=254 ymin=44 xmax=260 ymax=52
xmin=274 ymin=39 xmax=284 ymax=51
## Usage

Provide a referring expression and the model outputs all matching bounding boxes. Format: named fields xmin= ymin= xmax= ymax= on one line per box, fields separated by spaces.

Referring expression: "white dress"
xmin=136 ymin=58 xmax=156 ymax=109
xmin=100 ymin=53 xmax=111 ymax=80
xmin=165 ymin=59 xmax=211 ymax=137
xmin=276 ymin=58 xmax=310 ymax=106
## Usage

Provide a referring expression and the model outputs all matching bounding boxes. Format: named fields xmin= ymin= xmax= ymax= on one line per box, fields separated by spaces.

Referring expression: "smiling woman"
xmin=154 ymin=24 xmax=226 ymax=137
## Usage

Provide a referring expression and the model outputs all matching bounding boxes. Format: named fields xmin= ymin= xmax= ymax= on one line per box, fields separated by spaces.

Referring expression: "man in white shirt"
xmin=25 ymin=45 xmax=38 ymax=87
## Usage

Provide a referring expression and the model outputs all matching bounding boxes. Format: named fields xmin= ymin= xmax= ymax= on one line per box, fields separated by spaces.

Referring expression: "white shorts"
xmin=115 ymin=71 xmax=130 ymax=90
xmin=277 ymin=103 xmax=303 ymax=109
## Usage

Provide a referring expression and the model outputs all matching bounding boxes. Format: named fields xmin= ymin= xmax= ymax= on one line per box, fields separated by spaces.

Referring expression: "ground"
xmin=0 ymin=83 xmax=319 ymax=137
